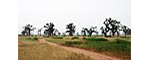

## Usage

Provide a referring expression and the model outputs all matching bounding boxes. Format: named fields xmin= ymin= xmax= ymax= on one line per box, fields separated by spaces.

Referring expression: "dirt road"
xmin=38 ymin=39 xmax=120 ymax=60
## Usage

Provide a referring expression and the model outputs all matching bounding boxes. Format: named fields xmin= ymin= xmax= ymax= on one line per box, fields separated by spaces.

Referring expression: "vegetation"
xmin=71 ymin=36 xmax=79 ymax=39
xmin=52 ymin=36 xmax=63 ymax=39
xmin=18 ymin=36 xmax=38 ymax=42
xmin=44 ymin=22 xmax=55 ymax=36
xmin=45 ymin=38 xmax=131 ymax=59
xmin=81 ymin=26 xmax=98 ymax=37
xmin=69 ymin=40 xmax=131 ymax=59
xmin=121 ymin=25 xmax=131 ymax=37
xmin=65 ymin=40 xmax=82 ymax=46
xmin=21 ymin=24 xmax=35 ymax=36
xmin=19 ymin=18 xmax=131 ymax=60
xmin=100 ymin=18 xmax=120 ymax=37
xmin=66 ymin=23 xmax=76 ymax=36
xmin=83 ymin=38 xmax=108 ymax=41
xmin=19 ymin=43 xmax=94 ymax=60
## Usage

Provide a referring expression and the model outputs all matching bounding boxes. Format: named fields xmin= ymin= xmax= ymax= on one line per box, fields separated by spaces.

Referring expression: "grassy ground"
xmin=18 ymin=36 xmax=94 ymax=60
xmin=45 ymin=37 xmax=131 ymax=59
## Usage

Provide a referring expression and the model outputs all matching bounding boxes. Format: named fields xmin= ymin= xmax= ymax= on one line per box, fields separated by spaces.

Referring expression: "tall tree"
xmin=44 ymin=22 xmax=55 ymax=37
xmin=100 ymin=18 xmax=120 ymax=37
xmin=66 ymin=23 xmax=76 ymax=36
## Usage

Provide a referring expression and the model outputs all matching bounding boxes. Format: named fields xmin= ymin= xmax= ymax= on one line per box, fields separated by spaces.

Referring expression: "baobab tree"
xmin=37 ymin=28 xmax=42 ymax=36
xmin=84 ymin=26 xmax=98 ymax=37
xmin=53 ymin=29 xmax=60 ymax=36
xmin=66 ymin=23 xmax=76 ymax=36
xmin=22 ymin=24 xmax=35 ymax=36
xmin=121 ymin=25 xmax=131 ymax=37
xmin=44 ymin=22 xmax=55 ymax=37
xmin=81 ymin=28 xmax=87 ymax=36
xmin=100 ymin=18 xmax=121 ymax=37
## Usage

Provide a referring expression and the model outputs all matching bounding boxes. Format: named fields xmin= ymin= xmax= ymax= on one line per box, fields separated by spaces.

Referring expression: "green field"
xmin=45 ymin=37 xmax=131 ymax=59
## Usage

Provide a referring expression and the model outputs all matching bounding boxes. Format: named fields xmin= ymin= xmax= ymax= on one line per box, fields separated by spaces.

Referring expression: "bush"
xmin=33 ymin=37 xmax=38 ymax=40
xmin=71 ymin=37 xmax=79 ymax=40
xmin=52 ymin=37 xmax=63 ymax=39
xmin=83 ymin=38 xmax=108 ymax=41
xmin=113 ymin=39 xmax=129 ymax=43
xmin=65 ymin=41 xmax=82 ymax=46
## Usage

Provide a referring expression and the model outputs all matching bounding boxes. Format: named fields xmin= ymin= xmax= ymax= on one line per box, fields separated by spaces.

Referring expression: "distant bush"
xmin=83 ymin=38 xmax=108 ymax=41
xmin=65 ymin=41 xmax=82 ymax=46
xmin=33 ymin=37 xmax=38 ymax=40
xmin=52 ymin=37 xmax=63 ymax=39
xmin=26 ymin=37 xmax=32 ymax=40
xmin=120 ymin=36 xmax=131 ymax=38
xmin=23 ymin=37 xmax=38 ymax=41
xmin=71 ymin=37 xmax=79 ymax=40
xmin=113 ymin=39 xmax=129 ymax=43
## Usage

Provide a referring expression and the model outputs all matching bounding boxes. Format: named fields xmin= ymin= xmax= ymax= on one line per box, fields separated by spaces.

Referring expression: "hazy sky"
xmin=18 ymin=0 xmax=131 ymax=35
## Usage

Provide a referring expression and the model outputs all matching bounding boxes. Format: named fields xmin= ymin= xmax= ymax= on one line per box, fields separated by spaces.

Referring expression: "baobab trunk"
xmin=69 ymin=33 xmax=73 ymax=36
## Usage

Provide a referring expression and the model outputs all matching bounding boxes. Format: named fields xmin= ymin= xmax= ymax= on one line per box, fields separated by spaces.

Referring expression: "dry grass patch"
xmin=18 ymin=43 xmax=94 ymax=60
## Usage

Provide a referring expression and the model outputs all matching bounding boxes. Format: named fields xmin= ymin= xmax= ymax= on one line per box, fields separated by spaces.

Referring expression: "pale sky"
xmin=18 ymin=0 xmax=131 ymax=35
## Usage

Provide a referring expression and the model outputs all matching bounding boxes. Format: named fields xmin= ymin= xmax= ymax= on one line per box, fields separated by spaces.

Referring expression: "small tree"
xmin=121 ymin=25 xmax=131 ymax=37
xmin=81 ymin=28 xmax=87 ymax=36
xmin=66 ymin=23 xmax=76 ymax=36
xmin=22 ymin=24 xmax=35 ymax=36
xmin=37 ymin=28 xmax=42 ymax=36
xmin=84 ymin=26 xmax=98 ymax=37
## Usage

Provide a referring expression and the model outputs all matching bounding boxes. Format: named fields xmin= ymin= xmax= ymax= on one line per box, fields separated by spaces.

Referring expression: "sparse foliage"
xmin=66 ymin=23 xmax=76 ymax=36
xmin=44 ymin=22 xmax=55 ymax=37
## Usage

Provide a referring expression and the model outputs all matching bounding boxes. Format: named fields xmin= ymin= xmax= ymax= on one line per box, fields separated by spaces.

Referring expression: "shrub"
xmin=26 ymin=37 xmax=31 ymax=40
xmin=65 ymin=41 xmax=82 ymax=46
xmin=71 ymin=37 xmax=79 ymax=40
xmin=52 ymin=37 xmax=63 ymax=39
xmin=83 ymin=38 xmax=108 ymax=41
xmin=33 ymin=37 xmax=38 ymax=40
xmin=113 ymin=39 xmax=129 ymax=43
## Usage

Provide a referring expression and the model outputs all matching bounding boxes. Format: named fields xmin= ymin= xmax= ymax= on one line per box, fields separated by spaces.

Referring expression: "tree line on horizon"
xmin=21 ymin=18 xmax=131 ymax=37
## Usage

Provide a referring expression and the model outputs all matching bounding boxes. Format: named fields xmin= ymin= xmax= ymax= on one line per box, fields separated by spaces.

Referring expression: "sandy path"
xmin=38 ymin=39 xmax=120 ymax=60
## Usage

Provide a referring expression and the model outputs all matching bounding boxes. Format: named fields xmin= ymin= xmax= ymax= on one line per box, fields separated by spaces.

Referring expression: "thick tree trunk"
xmin=112 ymin=33 xmax=115 ymax=37
xmin=69 ymin=33 xmax=73 ymax=36
xmin=125 ymin=33 xmax=126 ymax=37
xmin=104 ymin=33 xmax=107 ymax=37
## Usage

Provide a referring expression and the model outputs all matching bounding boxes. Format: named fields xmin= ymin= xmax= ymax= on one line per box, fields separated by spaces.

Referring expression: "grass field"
xmin=18 ymin=36 xmax=94 ymax=60
xmin=45 ymin=37 xmax=131 ymax=59
xmin=19 ymin=36 xmax=131 ymax=60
